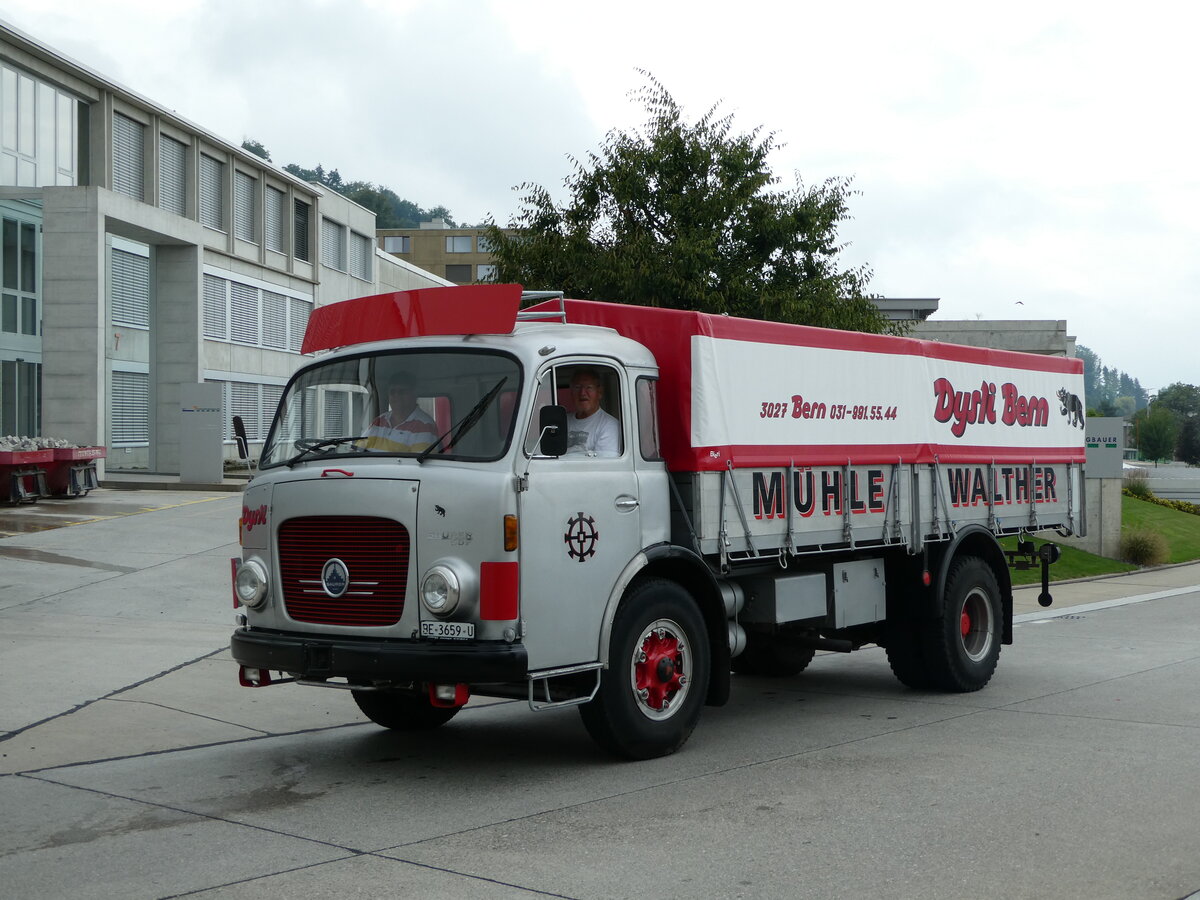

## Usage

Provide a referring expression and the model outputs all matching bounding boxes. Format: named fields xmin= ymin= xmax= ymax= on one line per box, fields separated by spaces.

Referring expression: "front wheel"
xmin=352 ymin=687 xmax=461 ymax=731
xmin=579 ymin=579 xmax=711 ymax=760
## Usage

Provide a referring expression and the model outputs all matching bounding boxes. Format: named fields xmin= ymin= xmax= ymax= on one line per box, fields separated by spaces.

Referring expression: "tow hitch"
xmin=1005 ymin=540 xmax=1061 ymax=608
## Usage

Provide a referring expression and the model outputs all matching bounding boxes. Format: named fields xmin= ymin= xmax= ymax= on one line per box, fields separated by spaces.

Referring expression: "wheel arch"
xmin=598 ymin=542 xmax=730 ymax=707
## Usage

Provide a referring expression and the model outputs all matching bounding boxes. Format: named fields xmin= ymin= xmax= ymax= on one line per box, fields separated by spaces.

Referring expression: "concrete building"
xmin=913 ymin=319 xmax=1077 ymax=358
xmin=0 ymin=20 xmax=448 ymax=477
xmin=379 ymin=219 xmax=510 ymax=285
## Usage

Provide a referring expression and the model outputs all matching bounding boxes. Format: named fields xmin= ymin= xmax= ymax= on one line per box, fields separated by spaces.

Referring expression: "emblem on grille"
xmin=321 ymin=558 xmax=350 ymax=597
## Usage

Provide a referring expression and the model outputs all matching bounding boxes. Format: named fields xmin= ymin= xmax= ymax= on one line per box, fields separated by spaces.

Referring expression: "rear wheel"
xmin=352 ymin=687 xmax=461 ymax=731
xmin=579 ymin=578 xmax=710 ymax=760
xmin=731 ymin=631 xmax=816 ymax=677
xmin=924 ymin=556 xmax=1002 ymax=692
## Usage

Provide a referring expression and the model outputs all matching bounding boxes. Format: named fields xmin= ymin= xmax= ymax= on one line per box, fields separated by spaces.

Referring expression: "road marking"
xmin=1016 ymin=585 xmax=1200 ymax=624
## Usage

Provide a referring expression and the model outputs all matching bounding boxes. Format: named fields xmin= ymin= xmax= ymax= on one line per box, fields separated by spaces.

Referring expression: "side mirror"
xmin=232 ymin=415 xmax=250 ymax=460
xmin=538 ymin=405 xmax=569 ymax=457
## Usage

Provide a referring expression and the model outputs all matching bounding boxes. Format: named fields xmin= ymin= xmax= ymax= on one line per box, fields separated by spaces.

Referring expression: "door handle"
xmin=615 ymin=495 xmax=640 ymax=512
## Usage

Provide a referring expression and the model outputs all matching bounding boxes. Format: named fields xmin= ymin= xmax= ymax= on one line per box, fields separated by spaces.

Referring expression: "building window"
xmin=230 ymin=281 xmax=259 ymax=344
xmin=445 ymin=264 xmax=472 ymax=283
xmin=476 ymin=264 xmax=497 ymax=282
xmin=110 ymin=247 xmax=149 ymax=327
xmin=293 ymin=199 xmax=310 ymax=262
xmin=350 ymin=232 xmax=371 ymax=280
xmin=233 ymin=171 xmax=257 ymax=242
xmin=382 ymin=235 xmax=410 ymax=253
xmin=321 ymin=217 xmax=346 ymax=271
xmin=446 ymin=235 xmax=472 ymax=253
xmin=264 ymin=186 xmax=285 ymax=252
xmin=0 ymin=359 xmax=41 ymax=435
xmin=201 ymin=271 xmax=311 ymax=352
xmin=203 ymin=273 xmax=227 ymax=340
xmin=111 ymin=112 xmax=145 ymax=201
xmin=1 ymin=62 xmax=80 ymax=187
xmin=111 ymin=369 xmax=149 ymax=444
xmin=261 ymin=290 xmax=287 ymax=349
xmin=1 ymin=217 xmax=38 ymax=335
xmin=199 ymin=153 xmax=224 ymax=230
xmin=476 ymin=234 xmax=495 ymax=253
xmin=159 ymin=135 xmax=186 ymax=215
xmin=289 ymin=296 xmax=310 ymax=351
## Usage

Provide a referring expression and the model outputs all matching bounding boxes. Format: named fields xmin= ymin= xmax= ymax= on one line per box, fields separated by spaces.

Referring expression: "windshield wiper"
xmin=285 ymin=436 xmax=368 ymax=467
xmin=416 ymin=377 xmax=508 ymax=463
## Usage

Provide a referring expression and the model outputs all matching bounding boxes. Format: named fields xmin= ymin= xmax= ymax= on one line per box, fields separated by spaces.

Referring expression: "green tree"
xmin=1179 ymin=419 xmax=1200 ymax=466
xmin=1136 ymin=407 xmax=1179 ymax=465
xmin=485 ymin=74 xmax=890 ymax=333
xmin=1154 ymin=382 xmax=1200 ymax=420
xmin=241 ymin=138 xmax=271 ymax=161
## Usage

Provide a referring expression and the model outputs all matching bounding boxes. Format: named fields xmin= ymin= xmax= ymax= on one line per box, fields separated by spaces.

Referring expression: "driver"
xmin=363 ymin=377 xmax=438 ymax=452
xmin=565 ymin=368 xmax=620 ymax=457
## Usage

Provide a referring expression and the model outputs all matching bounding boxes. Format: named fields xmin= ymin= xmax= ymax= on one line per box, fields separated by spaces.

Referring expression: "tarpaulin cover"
xmin=527 ymin=298 xmax=1087 ymax=472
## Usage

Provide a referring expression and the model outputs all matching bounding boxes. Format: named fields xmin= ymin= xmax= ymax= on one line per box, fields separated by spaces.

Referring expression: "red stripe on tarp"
xmin=480 ymin=561 xmax=519 ymax=621
xmin=301 ymin=284 xmax=523 ymax=353
xmin=680 ymin=443 xmax=1087 ymax=470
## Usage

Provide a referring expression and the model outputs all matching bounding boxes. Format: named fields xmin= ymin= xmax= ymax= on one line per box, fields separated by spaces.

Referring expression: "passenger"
xmin=363 ymin=378 xmax=438 ymax=452
xmin=565 ymin=369 xmax=620 ymax=457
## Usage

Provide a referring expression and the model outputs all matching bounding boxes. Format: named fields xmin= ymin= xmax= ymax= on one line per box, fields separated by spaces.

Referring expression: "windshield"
xmin=260 ymin=350 xmax=523 ymax=468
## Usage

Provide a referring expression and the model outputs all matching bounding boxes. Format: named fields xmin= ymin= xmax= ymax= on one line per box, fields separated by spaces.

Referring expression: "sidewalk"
xmin=1013 ymin=560 xmax=1200 ymax=617
xmin=101 ymin=471 xmax=249 ymax=492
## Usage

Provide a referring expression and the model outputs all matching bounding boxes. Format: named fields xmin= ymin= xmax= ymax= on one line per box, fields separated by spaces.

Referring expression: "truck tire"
xmin=883 ymin=616 xmax=935 ymax=690
xmin=352 ymin=687 xmax=460 ymax=731
xmin=579 ymin=578 xmax=710 ymax=760
xmin=923 ymin=556 xmax=1002 ymax=692
xmin=731 ymin=632 xmax=816 ymax=677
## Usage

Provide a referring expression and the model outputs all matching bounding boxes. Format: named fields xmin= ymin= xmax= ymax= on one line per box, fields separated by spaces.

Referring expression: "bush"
xmin=1123 ymin=468 xmax=1154 ymax=500
xmin=1119 ymin=528 xmax=1169 ymax=566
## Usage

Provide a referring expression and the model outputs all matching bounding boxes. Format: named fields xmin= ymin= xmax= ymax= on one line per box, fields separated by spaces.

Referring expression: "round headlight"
xmin=235 ymin=559 xmax=269 ymax=609
xmin=421 ymin=565 xmax=461 ymax=616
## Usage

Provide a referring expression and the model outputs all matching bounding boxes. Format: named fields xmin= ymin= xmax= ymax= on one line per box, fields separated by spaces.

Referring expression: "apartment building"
xmin=0 ymin=20 xmax=448 ymax=475
xmin=379 ymin=219 xmax=509 ymax=285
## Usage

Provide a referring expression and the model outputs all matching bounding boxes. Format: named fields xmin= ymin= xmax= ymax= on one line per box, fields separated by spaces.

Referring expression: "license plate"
xmin=420 ymin=620 xmax=475 ymax=640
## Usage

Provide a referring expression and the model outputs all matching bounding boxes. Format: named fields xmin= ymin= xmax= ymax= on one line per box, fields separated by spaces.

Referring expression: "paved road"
xmin=2 ymin=490 xmax=1199 ymax=899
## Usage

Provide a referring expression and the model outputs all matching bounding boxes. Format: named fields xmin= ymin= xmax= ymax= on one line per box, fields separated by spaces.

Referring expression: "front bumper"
xmin=231 ymin=628 xmax=529 ymax=683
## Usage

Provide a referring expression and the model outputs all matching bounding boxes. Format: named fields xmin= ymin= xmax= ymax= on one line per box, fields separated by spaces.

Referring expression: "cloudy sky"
xmin=7 ymin=0 xmax=1197 ymax=393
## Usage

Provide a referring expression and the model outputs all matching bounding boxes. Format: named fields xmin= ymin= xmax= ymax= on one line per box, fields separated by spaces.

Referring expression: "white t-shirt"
xmin=565 ymin=407 xmax=620 ymax=457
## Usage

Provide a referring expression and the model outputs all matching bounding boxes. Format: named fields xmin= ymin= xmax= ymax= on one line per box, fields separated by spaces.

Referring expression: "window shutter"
xmin=111 ymin=370 xmax=149 ymax=443
xmin=111 ymin=248 xmax=149 ymax=326
xmin=321 ymin=218 xmax=345 ymax=270
xmin=112 ymin=113 xmax=144 ymax=201
xmin=203 ymin=274 xmax=228 ymax=339
xmin=261 ymin=290 xmax=287 ymax=349
xmin=289 ymin=297 xmax=310 ymax=351
xmin=199 ymin=154 xmax=224 ymax=229
xmin=158 ymin=135 xmax=186 ymax=215
xmin=229 ymin=282 xmax=259 ymax=344
xmin=230 ymin=382 xmax=260 ymax=440
xmin=261 ymin=384 xmax=283 ymax=437
xmin=264 ymin=187 xmax=285 ymax=252
xmin=233 ymin=171 xmax=256 ymax=241
xmin=323 ymin=390 xmax=347 ymax=436
xmin=293 ymin=199 xmax=310 ymax=261
xmin=350 ymin=232 xmax=371 ymax=279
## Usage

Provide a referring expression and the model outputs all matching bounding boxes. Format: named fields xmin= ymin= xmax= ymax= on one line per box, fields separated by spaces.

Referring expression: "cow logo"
xmin=321 ymin=558 xmax=350 ymax=598
xmin=1057 ymin=388 xmax=1085 ymax=429
xmin=434 ymin=505 xmax=446 ymax=517
xmin=564 ymin=512 xmax=599 ymax=562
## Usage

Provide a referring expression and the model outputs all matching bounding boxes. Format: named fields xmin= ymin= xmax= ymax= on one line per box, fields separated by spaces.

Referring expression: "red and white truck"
xmin=230 ymin=284 xmax=1086 ymax=758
